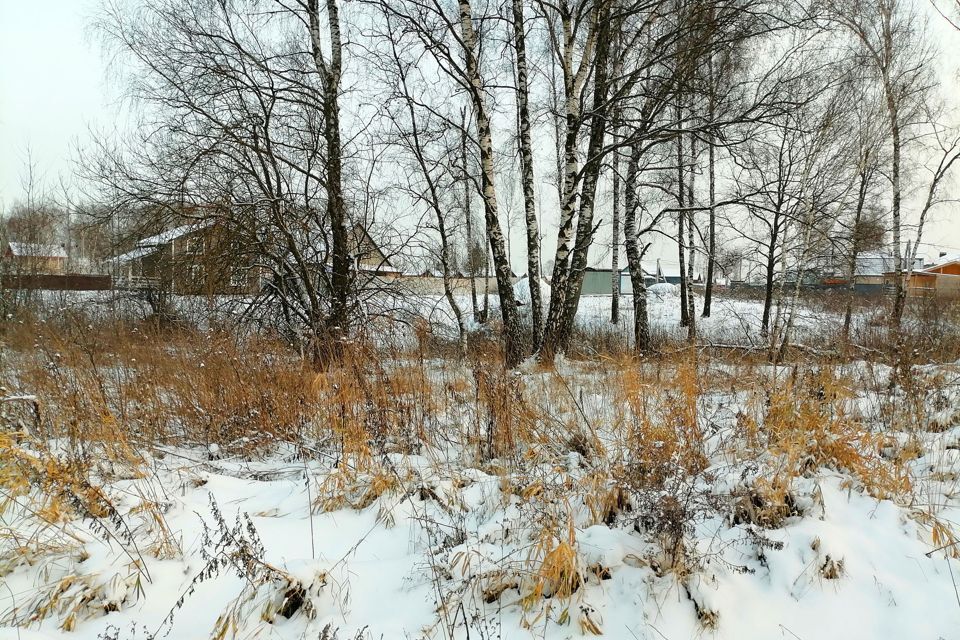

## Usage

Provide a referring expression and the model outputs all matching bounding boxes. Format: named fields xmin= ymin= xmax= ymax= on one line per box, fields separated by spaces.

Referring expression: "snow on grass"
xmin=2 ymin=351 xmax=960 ymax=640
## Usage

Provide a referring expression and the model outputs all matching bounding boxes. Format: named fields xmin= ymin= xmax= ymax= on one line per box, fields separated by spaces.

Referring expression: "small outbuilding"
xmin=882 ymin=254 xmax=960 ymax=299
xmin=3 ymin=242 xmax=68 ymax=274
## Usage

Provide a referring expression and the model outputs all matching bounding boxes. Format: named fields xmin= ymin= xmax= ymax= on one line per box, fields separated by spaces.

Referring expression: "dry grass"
xmin=1 ymin=315 xmax=958 ymax=635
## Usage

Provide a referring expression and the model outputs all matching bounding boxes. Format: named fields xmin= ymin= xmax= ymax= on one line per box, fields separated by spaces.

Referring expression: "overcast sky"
xmin=3 ymin=0 xmax=960 ymax=261
xmin=0 ymin=0 xmax=113 ymax=207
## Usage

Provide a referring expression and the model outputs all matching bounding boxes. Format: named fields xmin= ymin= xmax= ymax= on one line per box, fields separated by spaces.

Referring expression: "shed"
xmin=3 ymin=242 xmax=68 ymax=274
xmin=580 ymin=265 xmax=659 ymax=295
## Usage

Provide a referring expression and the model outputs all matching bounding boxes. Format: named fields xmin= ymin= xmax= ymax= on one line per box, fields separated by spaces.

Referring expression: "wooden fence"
xmin=1 ymin=273 xmax=112 ymax=291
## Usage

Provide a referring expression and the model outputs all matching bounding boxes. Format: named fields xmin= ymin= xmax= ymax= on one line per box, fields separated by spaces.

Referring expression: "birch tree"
xmin=373 ymin=0 xmax=525 ymax=366
xmin=826 ymin=0 xmax=937 ymax=329
xmin=512 ymin=0 xmax=544 ymax=346
xmin=378 ymin=17 xmax=468 ymax=355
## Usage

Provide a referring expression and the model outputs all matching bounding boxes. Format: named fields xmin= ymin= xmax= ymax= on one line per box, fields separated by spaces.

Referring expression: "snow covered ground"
xmin=3 ymin=353 xmax=960 ymax=639
xmin=9 ymin=285 xmax=859 ymax=351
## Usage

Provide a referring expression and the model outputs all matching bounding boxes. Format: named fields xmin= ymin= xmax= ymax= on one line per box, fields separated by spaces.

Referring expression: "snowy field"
xmin=2 ymin=292 xmax=960 ymax=640
xmin=7 ymin=285 xmax=862 ymax=350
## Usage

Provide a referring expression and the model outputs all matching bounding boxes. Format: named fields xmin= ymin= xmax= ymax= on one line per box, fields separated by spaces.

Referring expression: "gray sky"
xmin=2 ymin=0 xmax=960 ymax=262
xmin=0 ymin=0 xmax=111 ymax=208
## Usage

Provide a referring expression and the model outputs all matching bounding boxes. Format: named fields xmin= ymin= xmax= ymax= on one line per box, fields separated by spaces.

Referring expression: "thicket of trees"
xmin=8 ymin=0 xmax=953 ymax=365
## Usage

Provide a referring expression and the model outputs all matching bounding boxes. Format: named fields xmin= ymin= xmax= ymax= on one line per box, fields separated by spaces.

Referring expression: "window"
xmin=189 ymin=264 xmax=202 ymax=283
xmin=230 ymin=268 xmax=246 ymax=288
xmin=186 ymin=236 xmax=203 ymax=254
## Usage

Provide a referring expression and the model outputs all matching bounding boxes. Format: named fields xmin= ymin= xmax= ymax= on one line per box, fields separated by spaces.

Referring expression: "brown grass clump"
xmin=4 ymin=320 xmax=321 ymax=455
xmin=731 ymin=475 xmax=802 ymax=528
xmin=760 ymin=368 xmax=910 ymax=500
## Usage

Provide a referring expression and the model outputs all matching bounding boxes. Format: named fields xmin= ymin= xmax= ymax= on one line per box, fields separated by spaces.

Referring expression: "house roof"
xmin=584 ymin=265 xmax=658 ymax=277
xmin=626 ymin=264 xmax=659 ymax=278
xmin=350 ymin=223 xmax=395 ymax=269
xmin=850 ymin=252 xmax=925 ymax=277
xmin=854 ymin=252 xmax=895 ymax=277
xmin=6 ymin=242 xmax=67 ymax=259
xmin=108 ymin=220 xmax=213 ymax=264
xmin=109 ymin=246 xmax=156 ymax=265
xmin=136 ymin=221 xmax=212 ymax=248
xmin=656 ymin=261 xmax=682 ymax=279
xmin=923 ymin=253 xmax=960 ymax=272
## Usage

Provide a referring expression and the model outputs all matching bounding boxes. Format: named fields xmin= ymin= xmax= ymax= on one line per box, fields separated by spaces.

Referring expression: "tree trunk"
xmin=512 ymin=0 xmax=543 ymax=349
xmin=396 ymin=58 xmax=468 ymax=358
xmin=623 ymin=142 xmax=650 ymax=352
xmin=458 ymin=0 xmax=524 ymax=367
xmin=677 ymin=109 xmax=689 ymax=329
xmin=843 ymin=158 xmax=870 ymax=342
xmin=685 ymin=133 xmax=697 ymax=342
xmin=482 ymin=248 xmax=490 ymax=323
xmin=702 ymin=53 xmax=717 ymax=318
xmin=308 ymin=0 xmax=350 ymax=357
xmin=540 ymin=4 xmax=601 ymax=361
xmin=543 ymin=6 xmax=612 ymax=356
xmin=461 ymin=110 xmax=481 ymax=324
xmin=887 ymin=93 xmax=905 ymax=328
xmin=777 ymin=195 xmax=817 ymax=362
xmin=761 ymin=226 xmax=778 ymax=338
xmin=611 ymin=143 xmax=622 ymax=324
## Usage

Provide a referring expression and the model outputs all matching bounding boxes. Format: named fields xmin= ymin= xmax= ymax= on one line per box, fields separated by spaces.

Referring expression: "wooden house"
xmin=111 ymin=220 xmax=396 ymax=295
xmin=3 ymin=242 xmax=68 ymax=274
xmin=882 ymin=254 xmax=960 ymax=299
xmin=109 ymin=221 xmax=249 ymax=295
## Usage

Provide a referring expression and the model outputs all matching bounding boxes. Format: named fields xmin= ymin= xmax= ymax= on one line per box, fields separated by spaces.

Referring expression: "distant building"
xmin=580 ymin=265 xmax=660 ymax=295
xmin=3 ymin=242 xmax=68 ymax=274
xmin=109 ymin=221 xmax=227 ymax=294
xmin=884 ymin=254 xmax=960 ymax=299
xmin=110 ymin=221 xmax=396 ymax=295
xmin=850 ymin=252 xmax=924 ymax=293
xmin=653 ymin=259 xmax=704 ymax=286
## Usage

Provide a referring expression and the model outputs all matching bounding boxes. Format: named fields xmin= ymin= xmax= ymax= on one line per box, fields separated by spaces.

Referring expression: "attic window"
xmin=230 ymin=268 xmax=246 ymax=288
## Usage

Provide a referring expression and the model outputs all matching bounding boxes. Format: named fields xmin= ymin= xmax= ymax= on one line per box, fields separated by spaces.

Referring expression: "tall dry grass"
xmin=1 ymin=313 xmax=957 ymax=635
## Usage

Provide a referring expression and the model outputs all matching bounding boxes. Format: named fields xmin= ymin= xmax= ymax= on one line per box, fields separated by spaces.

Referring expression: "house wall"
xmin=163 ymin=228 xmax=261 ymax=296
xmin=570 ymin=270 xmax=659 ymax=295
xmin=884 ymin=272 xmax=938 ymax=297
xmin=934 ymin=274 xmax=960 ymax=298
xmin=3 ymin=254 xmax=66 ymax=274
xmin=400 ymin=275 xmax=500 ymax=296
xmin=123 ymin=223 xmax=395 ymax=297
xmin=928 ymin=262 xmax=960 ymax=276
xmin=581 ymin=270 xmax=617 ymax=295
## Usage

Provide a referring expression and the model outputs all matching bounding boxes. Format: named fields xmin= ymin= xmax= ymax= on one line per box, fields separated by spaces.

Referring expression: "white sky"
xmin=0 ymin=0 xmax=116 ymax=207
xmin=2 ymin=0 xmax=960 ymax=264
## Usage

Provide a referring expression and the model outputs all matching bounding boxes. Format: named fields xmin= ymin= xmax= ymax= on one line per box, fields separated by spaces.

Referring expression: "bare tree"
xmin=91 ymin=0 xmax=381 ymax=363
xmin=377 ymin=15 xmax=468 ymax=356
xmin=840 ymin=87 xmax=886 ymax=341
xmin=460 ymin=108 xmax=483 ymax=323
xmin=512 ymin=0 xmax=544 ymax=345
xmin=305 ymin=0 xmax=353 ymax=356
xmin=373 ymin=0 xmax=525 ymax=367
xmin=826 ymin=0 xmax=938 ymax=329
xmin=610 ymin=144 xmax=623 ymax=324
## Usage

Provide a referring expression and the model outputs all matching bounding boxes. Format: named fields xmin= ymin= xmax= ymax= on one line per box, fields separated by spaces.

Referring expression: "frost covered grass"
xmin=2 ymin=318 xmax=960 ymax=639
